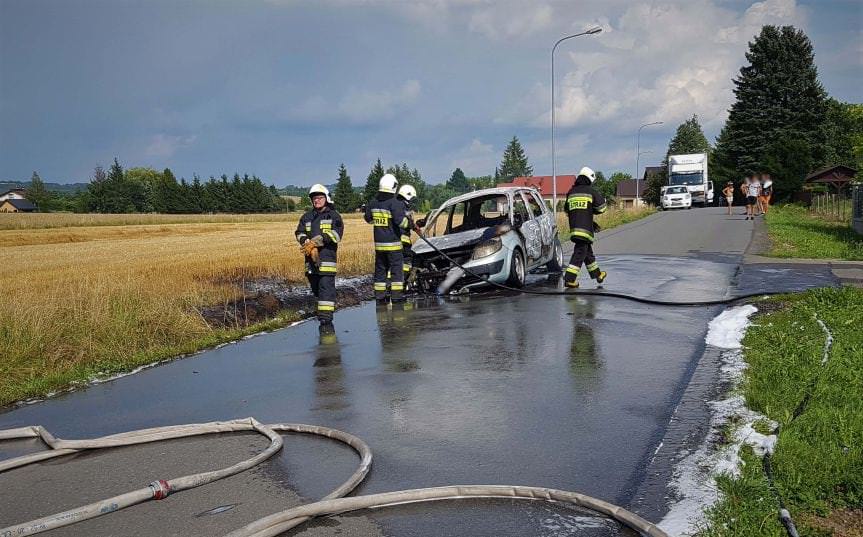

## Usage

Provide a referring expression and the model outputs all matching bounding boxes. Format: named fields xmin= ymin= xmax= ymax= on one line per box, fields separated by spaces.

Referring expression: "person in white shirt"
xmin=746 ymin=175 xmax=762 ymax=220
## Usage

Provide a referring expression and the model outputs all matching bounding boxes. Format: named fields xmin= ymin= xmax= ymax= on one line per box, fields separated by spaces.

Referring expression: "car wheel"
xmin=507 ymin=248 xmax=526 ymax=288
xmin=545 ymin=238 xmax=563 ymax=273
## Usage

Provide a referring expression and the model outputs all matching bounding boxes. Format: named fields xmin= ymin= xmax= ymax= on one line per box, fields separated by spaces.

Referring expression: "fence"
xmin=853 ymin=184 xmax=863 ymax=235
xmin=810 ymin=192 xmax=852 ymax=222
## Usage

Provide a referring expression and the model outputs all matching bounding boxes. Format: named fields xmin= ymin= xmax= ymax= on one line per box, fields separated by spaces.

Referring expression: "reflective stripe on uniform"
xmin=400 ymin=235 xmax=412 ymax=245
xmin=374 ymin=282 xmax=388 ymax=291
xmin=371 ymin=209 xmax=392 ymax=227
xmin=324 ymin=229 xmax=341 ymax=243
xmin=586 ymin=262 xmax=599 ymax=271
xmin=400 ymin=216 xmax=409 ymax=229
xmin=569 ymin=228 xmax=594 ymax=242
xmin=594 ymin=203 xmax=608 ymax=214
xmin=305 ymin=223 xmax=312 ymax=232
xmin=317 ymin=301 xmax=335 ymax=312
xmin=565 ymin=264 xmax=580 ymax=275
xmin=375 ymin=242 xmax=402 ymax=251
xmin=296 ymin=233 xmax=308 ymax=243
xmin=390 ymin=282 xmax=404 ymax=291
xmin=567 ymin=195 xmax=592 ymax=210
xmin=319 ymin=261 xmax=337 ymax=273
xmin=403 ymin=263 xmax=411 ymax=272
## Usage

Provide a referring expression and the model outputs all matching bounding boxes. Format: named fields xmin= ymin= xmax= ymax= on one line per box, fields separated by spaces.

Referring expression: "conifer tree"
xmin=364 ymin=159 xmax=385 ymax=201
xmin=447 ymin=168 xmax=468 ymax=193
xmin=25 ymin=171 xmax=52 ymax=211
xmin=498 ymin=136 xmax=533 ymax=181
xmin=713 ymin=25 xmax=828 ymax=199
xmin=666 ymin=115 xmax=710 ymax=158
xmin=333 ymin=163 xmax=357 ymax=212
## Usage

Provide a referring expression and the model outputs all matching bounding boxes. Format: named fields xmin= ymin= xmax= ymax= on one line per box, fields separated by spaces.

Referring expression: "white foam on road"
xmin=659 ymin=304 xmax=778 ymax=537
xmin=705 ymin=304 xmax=757 ymax=349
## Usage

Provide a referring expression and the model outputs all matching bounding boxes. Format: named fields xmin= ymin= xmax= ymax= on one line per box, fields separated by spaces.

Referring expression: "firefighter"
xmin=365 ymin=173 xmax=409 ymax=304
xmin=396 ymin=184 xmax=418 ymax=285
xmin=296 ymin=184 xmax=344 ymax=333
xmin=563 ymin=166 xmax=608 ymax=289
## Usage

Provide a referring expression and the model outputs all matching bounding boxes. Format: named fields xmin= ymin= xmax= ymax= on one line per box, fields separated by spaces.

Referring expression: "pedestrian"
xmin=739 ymin=176 xmax=750 ymax=215
xmin=759 ymin=173 xmax=773 ymax=215
xmin=563 ymin=166 xmax=607 ymax=289
xmin=365 ymin=173 xmax=410 ymax=304
xmin=296 ymin=184 xmax=344 ymax=334
xmin=722 ymin=181 xmax=735 ymax=215
xmin=396 ymin=184 xmax=418 ymax=288
xmin=745 ymin=174 xmax=761 ymax=220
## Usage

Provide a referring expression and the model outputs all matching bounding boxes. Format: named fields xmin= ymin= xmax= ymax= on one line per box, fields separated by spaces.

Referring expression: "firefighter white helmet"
xmin=397 ymin=184 xmax=417 ymax=202
xmin=308 ymin=184 xmax=333 ymax=204
xmin=378 ymin=173 xmax=399 ymax=193
xmin=577 ymin=166 xmax=597 ymax=183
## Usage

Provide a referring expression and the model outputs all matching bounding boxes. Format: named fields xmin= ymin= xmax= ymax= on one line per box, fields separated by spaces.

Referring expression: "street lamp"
xmin=551 ymin=26 xmax=602 ymax=212
xmin=635 ymin=121 xmax=662 ymax=206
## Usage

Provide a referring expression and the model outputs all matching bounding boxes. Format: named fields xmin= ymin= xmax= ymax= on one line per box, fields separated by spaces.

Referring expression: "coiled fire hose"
xmin=415 ymin=231 xmax=784 ymax=306
xmin=0 ymin=418 xmax=669 ymax=537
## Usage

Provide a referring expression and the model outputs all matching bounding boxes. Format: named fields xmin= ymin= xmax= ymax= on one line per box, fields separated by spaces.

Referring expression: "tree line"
xmin=23 ymin=159 xmax=287 ymax=213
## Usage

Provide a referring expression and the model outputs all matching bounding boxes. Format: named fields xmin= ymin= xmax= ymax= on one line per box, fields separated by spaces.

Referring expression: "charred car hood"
xmin=412 ymin=227 xmax=499 ymax=256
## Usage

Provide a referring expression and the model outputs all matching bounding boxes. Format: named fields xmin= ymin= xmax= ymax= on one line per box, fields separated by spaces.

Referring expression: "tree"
xmin=498 ymin=136 xmax=533 ymax=181
xmin=25 ymin=171 xmax=52 ymax=211
xmin=712 ymin=25 xmax=829 ymax=198
xmin=447 ymin=168 xmax=469 ymax=193
xmin=666 ymin=115 xmax=710 ymax=159
xmin=364 ymin=159 xmax=385 ymax=201
xmin=333 ymin=163 xmax=358 ymax=212
xmin=824 ymin=99 xmax=863 ymax=171
xmin=643 ymin=167 xmax=668 ymax=206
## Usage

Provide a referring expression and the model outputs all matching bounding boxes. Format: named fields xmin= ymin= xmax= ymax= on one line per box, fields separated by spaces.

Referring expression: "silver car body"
xmin=411 ymin=187 xmax=562 ymax=294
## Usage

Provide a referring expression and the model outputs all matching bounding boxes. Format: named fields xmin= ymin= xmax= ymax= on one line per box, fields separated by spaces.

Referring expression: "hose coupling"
xmin=149 ymin=479 xmax=172 ymax=500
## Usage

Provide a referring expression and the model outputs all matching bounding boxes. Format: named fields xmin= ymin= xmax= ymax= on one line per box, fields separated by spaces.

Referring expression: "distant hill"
xmin=0 ymin=181 xmax=89 ymax=194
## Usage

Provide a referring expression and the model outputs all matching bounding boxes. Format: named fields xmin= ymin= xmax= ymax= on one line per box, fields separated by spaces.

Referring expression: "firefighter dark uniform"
xmin=296 ymin=204 xmax=344 ymax=323
xmin=563 ymin=172 xmax=607 ymax=288
xmin=365 ymin=176 xmax=409 ymax=303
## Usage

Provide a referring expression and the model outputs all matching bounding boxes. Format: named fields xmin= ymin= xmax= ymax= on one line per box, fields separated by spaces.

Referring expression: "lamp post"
xmin=551 ymin=26 xmax=602 ymax=212
xmin=635 ymin=121 xmax=662 ymax=206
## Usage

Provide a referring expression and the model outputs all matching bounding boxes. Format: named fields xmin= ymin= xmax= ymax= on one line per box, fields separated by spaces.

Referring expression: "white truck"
xmin=667 ymin=153 xmax=713 ymax=207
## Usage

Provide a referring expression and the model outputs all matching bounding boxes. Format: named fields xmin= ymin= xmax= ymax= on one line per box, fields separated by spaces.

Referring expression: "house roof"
xmin=616 ymin=179 xmax=648 ymax=198
xmin=0 ymin=188 xmax=26 ymax=197
xmin=805 ymin=165 xmax=857 ymax=184
xmin=2 ymin=198 xmax=37 ymax=211
xmin=497 ymin=175 xmax=577 ymax=197
xmin=642 ymin=166 xmax=666 ymax=181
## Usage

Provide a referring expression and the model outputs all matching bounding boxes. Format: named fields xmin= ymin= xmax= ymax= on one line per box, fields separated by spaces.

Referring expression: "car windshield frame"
xmin=425 ymin=192 xmax=511 ymax=237
xmin=669 ymin=172 xmax=704 ymax=186
xmin=665 ymin=186 xmax=688 ymax=195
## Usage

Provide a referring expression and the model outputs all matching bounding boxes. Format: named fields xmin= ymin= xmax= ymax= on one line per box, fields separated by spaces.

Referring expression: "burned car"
xmin=411 ymin=187 xmax=563 ymax=294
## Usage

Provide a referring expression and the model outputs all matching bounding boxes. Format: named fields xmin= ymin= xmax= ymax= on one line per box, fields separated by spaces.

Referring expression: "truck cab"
xmin=668 ymin=153 xmax=713 ymax=207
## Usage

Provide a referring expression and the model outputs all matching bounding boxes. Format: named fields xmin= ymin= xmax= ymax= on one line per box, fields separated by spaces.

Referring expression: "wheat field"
xmin=0 ymin=213 xmax=374 ymax=405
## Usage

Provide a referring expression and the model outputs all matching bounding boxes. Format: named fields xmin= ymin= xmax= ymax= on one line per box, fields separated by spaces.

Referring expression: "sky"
xmin=1 ymin=0 xmax=861 ymax=187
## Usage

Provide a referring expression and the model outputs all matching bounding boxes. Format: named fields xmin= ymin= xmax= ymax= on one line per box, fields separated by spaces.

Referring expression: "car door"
xmin=515 ymin=190 xmax=542 ymax=264
xmin=526 ymin=190 xmax=554 ymax=253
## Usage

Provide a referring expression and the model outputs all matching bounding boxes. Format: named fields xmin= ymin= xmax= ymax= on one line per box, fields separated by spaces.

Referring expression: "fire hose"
xmin=414 ymin=231 xmax=785 ymax=306
xmin=0 ymin=418 xmax=669 ymax=537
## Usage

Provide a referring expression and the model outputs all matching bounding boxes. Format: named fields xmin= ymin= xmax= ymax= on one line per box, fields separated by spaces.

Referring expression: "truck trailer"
xmin=667 ymin=153 xmax=713 ymax=207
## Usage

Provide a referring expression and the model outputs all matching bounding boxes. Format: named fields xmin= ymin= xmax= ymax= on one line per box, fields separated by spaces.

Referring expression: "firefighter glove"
xmin=311 ymin=235 xmax=325 ymax=247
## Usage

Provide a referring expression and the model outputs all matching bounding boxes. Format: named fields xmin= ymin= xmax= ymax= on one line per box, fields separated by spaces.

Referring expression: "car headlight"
xmin=472 ymin=237 xmax=502 ymax=260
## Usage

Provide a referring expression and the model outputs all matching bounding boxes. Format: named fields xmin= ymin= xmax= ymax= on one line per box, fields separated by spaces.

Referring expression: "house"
xmin=0 ymin=198 xmax=37 ymax=213
xmin=615 ymin=179 xmax=648 ymax=208
xmin=496 ymin=175 xmax=578 ymax=207
xmin=0 ymin=188 xmax=26 ymax=202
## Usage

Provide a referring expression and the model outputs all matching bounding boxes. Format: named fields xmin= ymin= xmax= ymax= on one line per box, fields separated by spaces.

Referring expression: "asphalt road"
xmin=0 ymin=207 xmax=837 ymax=536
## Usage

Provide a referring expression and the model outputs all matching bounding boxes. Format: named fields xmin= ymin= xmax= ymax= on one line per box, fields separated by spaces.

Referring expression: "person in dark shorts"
xmin=745 ymin=175 xmax=761 ymax=220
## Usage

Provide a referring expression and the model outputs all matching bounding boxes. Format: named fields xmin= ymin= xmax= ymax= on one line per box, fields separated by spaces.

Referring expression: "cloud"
xmin=502 ymin=0 xmax=806 ymax=132
xmin=144 ymin=134 xmax=197 ymax=158
xmin=450 ymin=138 xmax=497 ymax=176
xmin=467 ymin=2 xmax=554 ymax=40
xmin=282 ymin=80 xmax=422 ymax=126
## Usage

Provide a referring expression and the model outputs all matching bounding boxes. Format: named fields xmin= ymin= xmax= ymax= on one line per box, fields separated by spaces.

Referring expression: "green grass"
xmin=556 ymin=205 xmax=656 ymax=243
xmin=766 ymin=204 xmax=863 ymax=260
xmin=701 ymin=287 xmax=863 ymax=536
